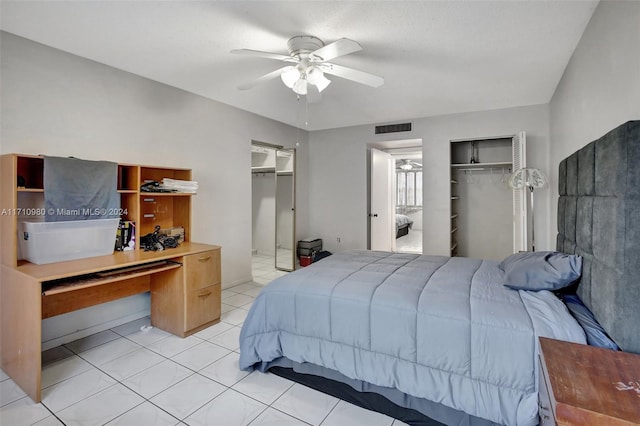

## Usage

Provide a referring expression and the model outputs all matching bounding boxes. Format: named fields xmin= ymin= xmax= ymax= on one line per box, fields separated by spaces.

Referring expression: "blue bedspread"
xmin=239 ymin=250 xmax=585 ymax=425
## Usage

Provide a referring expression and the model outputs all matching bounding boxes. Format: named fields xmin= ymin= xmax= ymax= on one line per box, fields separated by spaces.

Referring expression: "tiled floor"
xmin=396 ymin=229 xmax=422 ymax=254
xmin=251 ymin=253 xmax=290 ymax=285
xmin=0 ymin=264 xmax=408 ymax=426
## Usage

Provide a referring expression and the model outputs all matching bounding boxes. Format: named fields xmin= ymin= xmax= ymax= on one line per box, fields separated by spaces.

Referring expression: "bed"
xmin=239 ymin=121 xmax=640 ymax=426
xmin=396 ymin=213 xmax=414 ymax=238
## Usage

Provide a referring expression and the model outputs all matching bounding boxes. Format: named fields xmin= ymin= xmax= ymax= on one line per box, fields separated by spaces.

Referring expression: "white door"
xmin=512 ymin=131 xmax=528 ymax=252
xmin=370 ymin=149 xmax=395 ymax=251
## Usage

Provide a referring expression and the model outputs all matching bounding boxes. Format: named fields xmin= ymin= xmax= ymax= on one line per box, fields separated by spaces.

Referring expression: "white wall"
xmin=0 ymin=32 xmax=309 ymax=347
xmin=453 ymin=171 xmax=513 ymax=261
xmin=549 ymin=1 xmax=640 ymax=245
xmin=308 ymin=104 xmax=550 ymax=256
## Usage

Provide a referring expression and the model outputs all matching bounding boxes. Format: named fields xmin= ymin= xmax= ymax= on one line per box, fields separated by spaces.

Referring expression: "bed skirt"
xmin=265 ymin=357 xmax=495 ymax=426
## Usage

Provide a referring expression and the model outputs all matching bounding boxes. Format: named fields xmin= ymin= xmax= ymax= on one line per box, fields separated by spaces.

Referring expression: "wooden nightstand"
xmin=539 ymin=337 xmax=640 ymax=425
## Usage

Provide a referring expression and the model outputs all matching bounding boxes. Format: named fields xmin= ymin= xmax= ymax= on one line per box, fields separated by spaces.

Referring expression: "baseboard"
xmin=41 ymin=310 xmax=150 ymax=351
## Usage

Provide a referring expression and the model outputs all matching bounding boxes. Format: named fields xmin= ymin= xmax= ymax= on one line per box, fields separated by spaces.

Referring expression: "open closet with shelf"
xmin=449 ymin=133 xmax=526 ymax=259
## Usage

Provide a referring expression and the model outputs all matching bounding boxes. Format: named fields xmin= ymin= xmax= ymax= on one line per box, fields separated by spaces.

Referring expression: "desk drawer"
xmin=184 ymin=249 xmax=220 ymax=291
xmin=186 ymin=284 xmax=221 ymax=331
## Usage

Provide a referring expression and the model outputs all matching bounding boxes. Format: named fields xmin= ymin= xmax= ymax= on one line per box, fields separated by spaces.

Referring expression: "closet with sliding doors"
xmin=450 ymin=133 xmax=526 ymax=261
xmin=251 ymin=142 xmax=296 ymax=271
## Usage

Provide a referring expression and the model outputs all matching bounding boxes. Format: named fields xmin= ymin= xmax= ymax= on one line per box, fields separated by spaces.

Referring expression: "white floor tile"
xmin=41 ymin=346 xmax=75 ymax=367
xmin=263 ymin=271 xmax=287 ymax=280
xmin=0 ymin=379 xmax=27 ymax=407
xmin=221 ymin=303 xmax=235 ymax=314
xmin=392 ymin=420 xmax=411 ymax=426
xmin=146 ymin=335 xmax=202 ymax=358
xmin=221 ymin=308 xmax=249 ymax=326
xmin=170 ymin=341 xmax=230 ymax=371
xmin=33 ymin=415 xmax=64 ymax=426
xmin=193 ymin=321 xmax=234 ymax=340
xmin=106 ymin=401 xmax=179 ymax=426
xmin=123 ymin=360 xmax=193 ymax=399
xmin=232 ymin=371 xmax=293 ymax=405
xmin=272 ymin=383 xmax=339 ymax=426
xmin=222 ymin=289 xmax=239 ymax=300
xmin=240 ymin=286 xmax=263 ymax=298
xmin=64 ymin=330 xmax=121 ymax=354
xmin=0 ymin=369 xmax=8 ymax=381
xmin=100 ymin=348 xmax=165 ymax=381
xmin=184 ymin=389 xmax=266 ymax=426
xmin=41 ymin=355 xmax=94 ymax=388
xmin=111 ymin=317 xmax=151 ymax=336
xmin=78 ymin=337 xmax=141 ymax=366
xmin=249 ymin=407 xmax=309 ymax=426
xmin=125 ymin=327 xmax=171 ymax=347
xmin=252 ymin=276 xmax=272 ymax=285
xmin=208 ymin=327 xmax=242 ymax=351
xmin=150 ymin=374 xmax=226 ymax=420
xmin=42 ymin=368 xmax=116 ymax=412
xmin=321 ymin=400 xmax=394 ymax=426
xmin=56 ymin=384 xmax=144 ymax=426
xmin=228 ymin=283 xmax=260 ymax=294
xmin=0 ymin=396 xmax=51 ymax=425
xmin=199 ymin=352 xmax=249 ymax=387
xmin=223 ymin=294 xmax=255 ymax=308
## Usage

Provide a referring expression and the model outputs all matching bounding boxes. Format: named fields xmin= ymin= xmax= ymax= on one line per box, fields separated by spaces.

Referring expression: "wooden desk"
xmin=0 ymin=242 xmax=221 ymax=403
xmin=539 ymin=337 xmax=640 ymax=425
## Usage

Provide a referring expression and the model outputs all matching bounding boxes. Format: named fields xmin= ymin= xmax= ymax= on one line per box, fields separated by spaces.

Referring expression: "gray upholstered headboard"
xmin=557 ymin=120 xmax=640 ymax=354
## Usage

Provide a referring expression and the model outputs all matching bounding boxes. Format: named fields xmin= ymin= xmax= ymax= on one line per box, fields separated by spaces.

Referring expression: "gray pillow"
xmin=500 ymin=251 xmax=582 ymax=291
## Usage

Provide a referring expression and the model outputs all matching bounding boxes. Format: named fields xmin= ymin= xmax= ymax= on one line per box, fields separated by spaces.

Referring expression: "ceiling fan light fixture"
xmin=314 ymin=74 xmax=331 ymax=93
xmin=292 ymin=78 xmax=308 ymax=95
xmin=306 ymin=67 xmax=323 ymax=84
xmin=400 ymin=163 xmax=412 ymax=171
xmin=281 ymin=67 xmax=301 ymax=88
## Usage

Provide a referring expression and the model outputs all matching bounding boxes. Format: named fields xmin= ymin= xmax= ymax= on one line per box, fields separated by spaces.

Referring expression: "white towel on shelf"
xmin=162 ymin=178 xmax=198 ymax=193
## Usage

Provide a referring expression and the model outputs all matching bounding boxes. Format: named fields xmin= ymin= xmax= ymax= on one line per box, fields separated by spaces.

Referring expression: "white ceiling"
xmin=0 ymin=1 xmax=598 ymax=131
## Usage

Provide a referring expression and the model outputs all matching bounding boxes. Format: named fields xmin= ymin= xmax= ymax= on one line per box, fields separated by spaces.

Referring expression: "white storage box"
xmin=18 ymin=218 xmax=120 ymax=265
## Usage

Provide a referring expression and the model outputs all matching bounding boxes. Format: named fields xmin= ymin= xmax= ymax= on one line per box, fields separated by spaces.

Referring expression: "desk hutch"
xmin=0 ymin=153 xmax=221 ymax=403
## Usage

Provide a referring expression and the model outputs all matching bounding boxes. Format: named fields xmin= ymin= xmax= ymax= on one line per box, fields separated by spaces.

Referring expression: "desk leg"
xmin=0 ymin=266 xmax=42 ymax=402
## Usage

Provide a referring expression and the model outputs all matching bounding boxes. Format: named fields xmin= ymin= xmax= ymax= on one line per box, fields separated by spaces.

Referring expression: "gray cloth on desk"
xmin=44 ymin=156 xmax=120 ymax=222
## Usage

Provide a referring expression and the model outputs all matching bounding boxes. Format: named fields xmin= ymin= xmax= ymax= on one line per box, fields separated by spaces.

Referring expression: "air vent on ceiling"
xmin=375 ymin=122 xmax=412 ymax=134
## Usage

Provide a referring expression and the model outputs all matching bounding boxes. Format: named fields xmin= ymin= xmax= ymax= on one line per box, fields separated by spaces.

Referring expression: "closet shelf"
xmin=276 ymin=170 xmax=293 ymax=176
xmin=451 ymin=196 xmax=460 ymax=200
xmin=451 ymin=242 xmax=458 ymax=251
xmin=451 ymin=227 xmax=458 ymax=234
xmin=450 ymin=161 xmax=512 ymax=170
xmin=451 ymin=179 xmax=458 ymax=184
xmin=450 ymin=214 xmax=458 ymax=220
xmin=17 ymin=188 xmax=44 ymax=193
xmin=252 ymin=166 xmax=275 ymax=174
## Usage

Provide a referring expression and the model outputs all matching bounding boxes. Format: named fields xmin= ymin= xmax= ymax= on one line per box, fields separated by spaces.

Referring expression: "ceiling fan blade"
xmin=230 ymin=49 xmax=297 ymax=63
xmin=237 ymin=66 xmax=293 ymax=90
xmin=309 ymin=38 xmax=362 ymax=62
xmin=320 ymin=63 xmax=384 ymax=88
xmin=306 ymin=84 xmax=322 ymax=103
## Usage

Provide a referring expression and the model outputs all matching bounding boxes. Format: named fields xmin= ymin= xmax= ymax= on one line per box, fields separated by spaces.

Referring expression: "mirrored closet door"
xmin=275 ymin=149 xmax=296 ymax=271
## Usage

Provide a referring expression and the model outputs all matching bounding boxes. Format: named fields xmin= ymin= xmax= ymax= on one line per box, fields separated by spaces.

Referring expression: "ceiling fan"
xmin=231 ymin=35 xmax=384 ymax=102
xmin=397 ymin=159 xmax=422 ymax=171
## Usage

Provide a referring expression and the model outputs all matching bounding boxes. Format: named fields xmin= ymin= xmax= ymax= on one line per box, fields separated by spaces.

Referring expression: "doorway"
xmin=251 ymin=141 xmax=296 ymax=283
xmin=369 ymin=139 xmax=423 ymax=254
